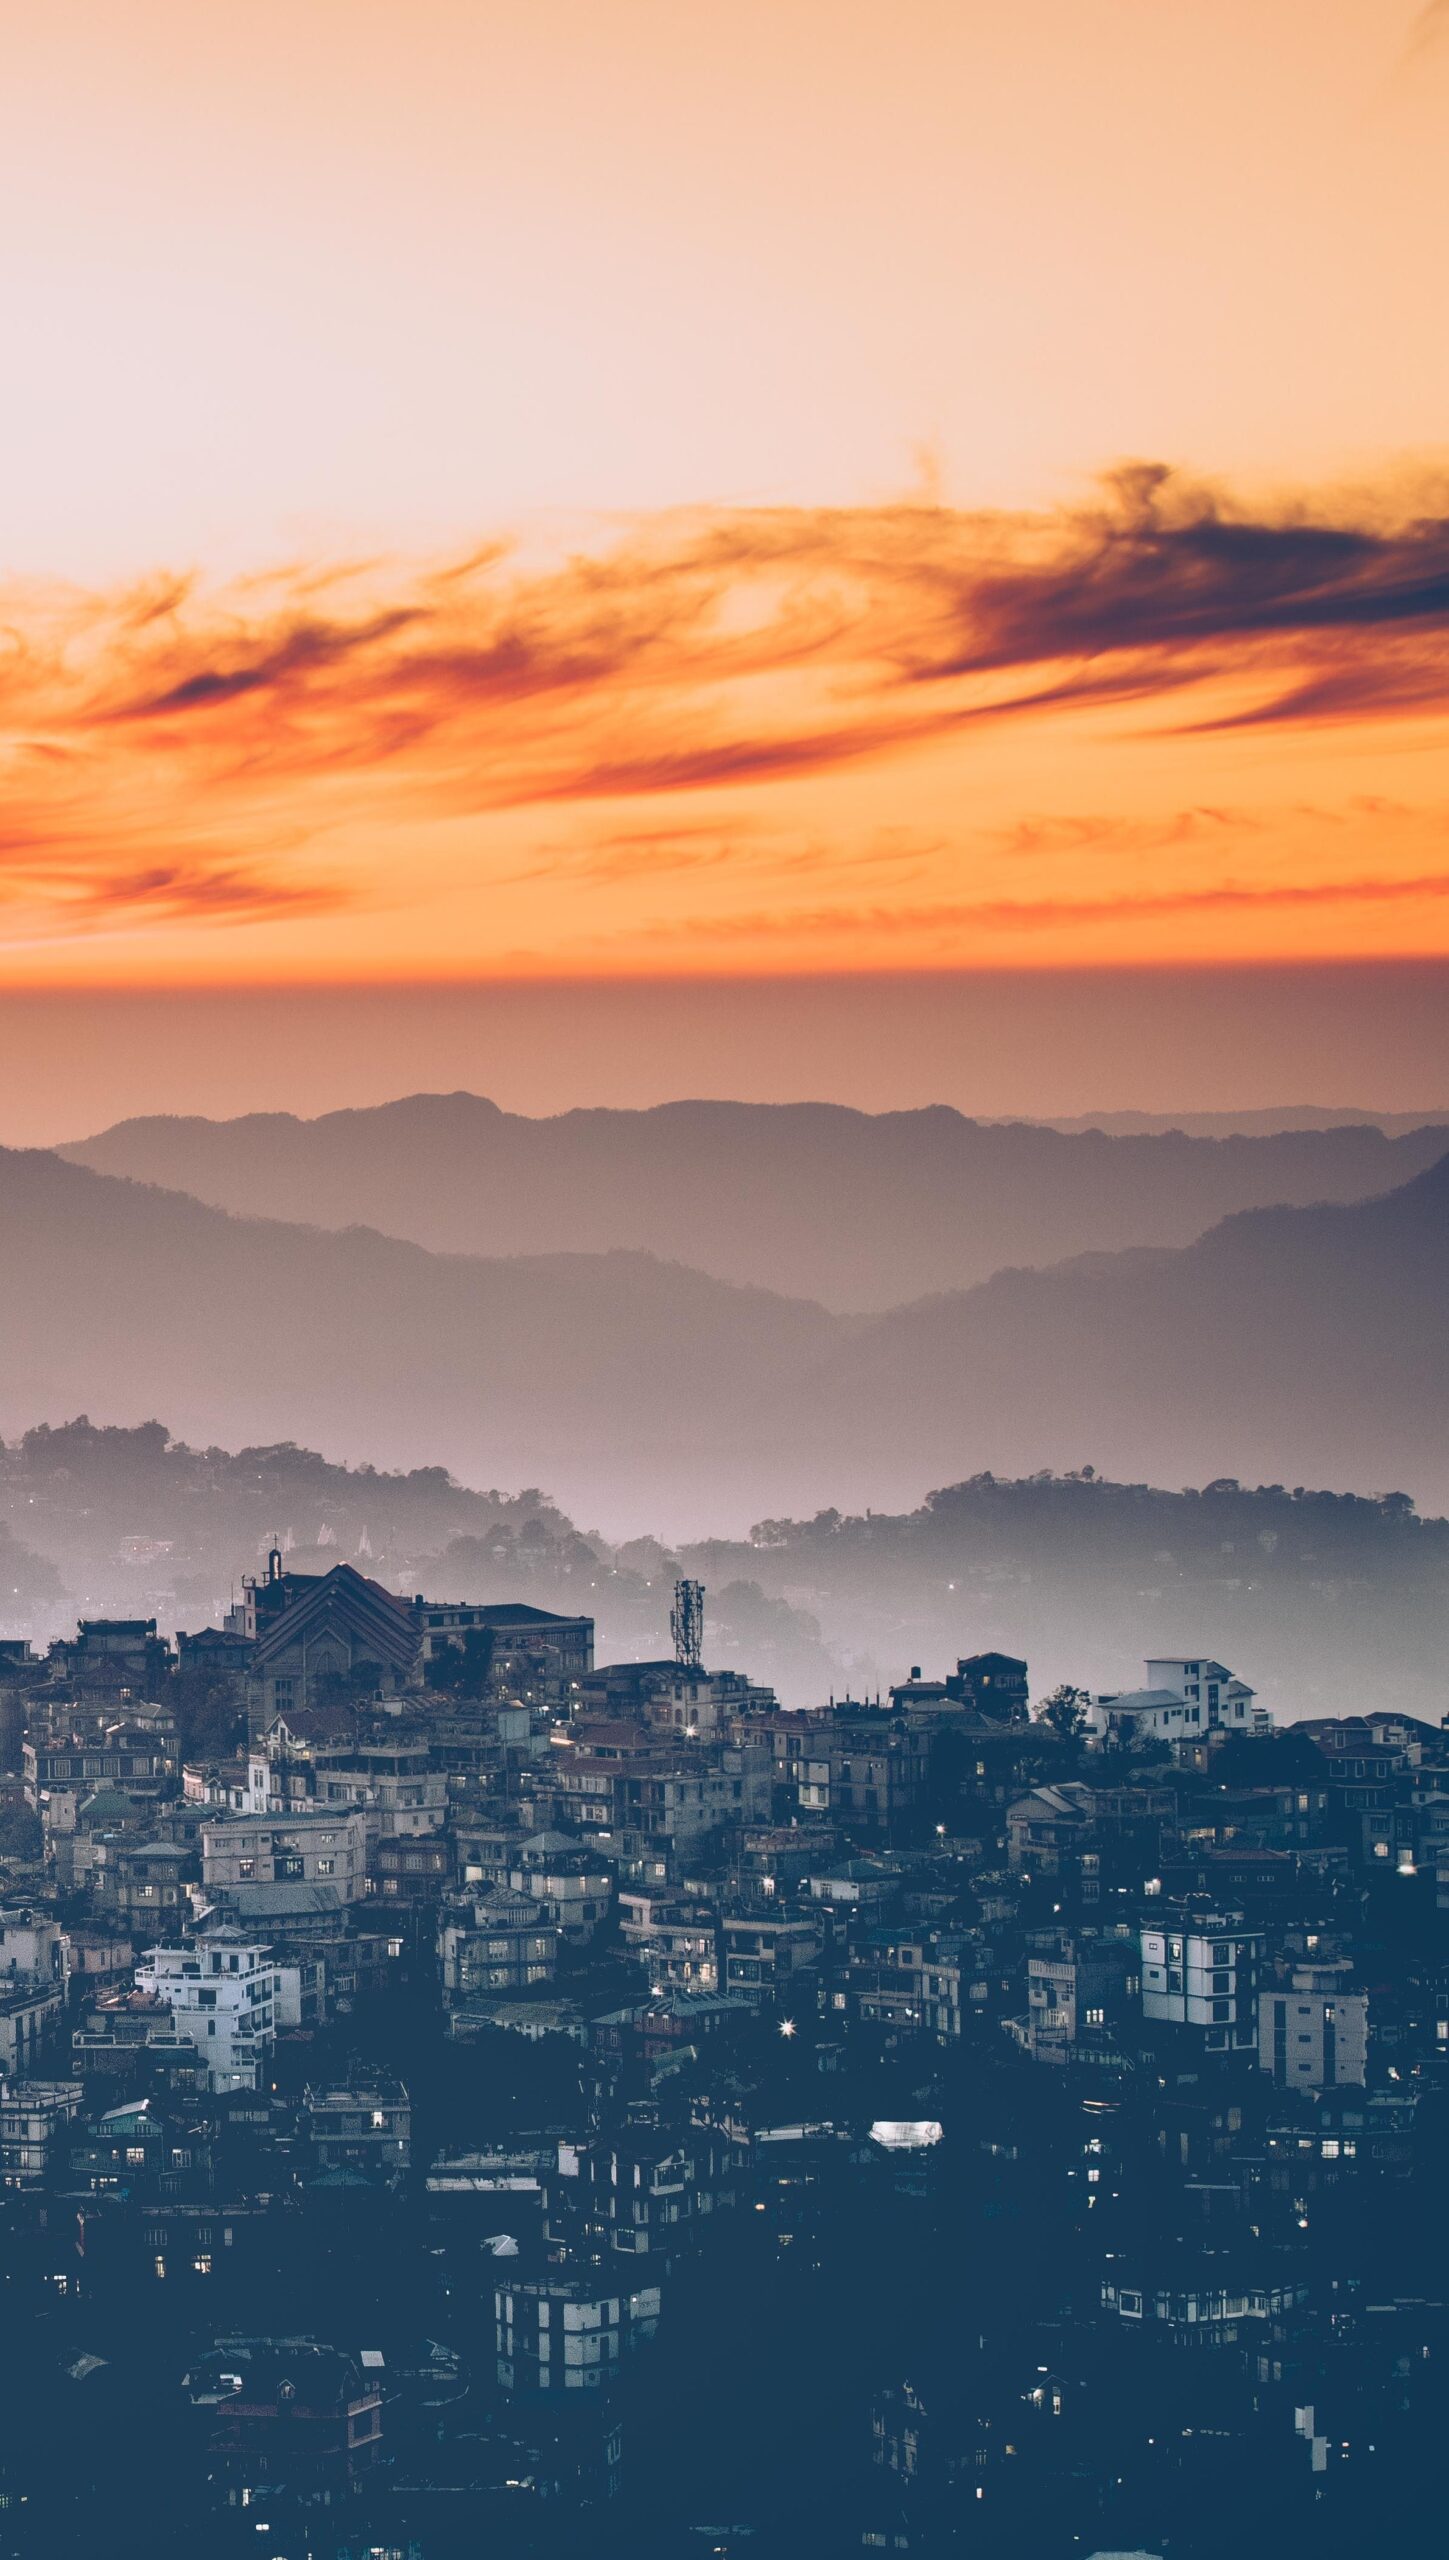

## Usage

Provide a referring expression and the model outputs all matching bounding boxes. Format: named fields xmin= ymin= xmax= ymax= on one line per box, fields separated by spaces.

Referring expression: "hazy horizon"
xmin=2 ymin=963 xmax=1448 ymax=1148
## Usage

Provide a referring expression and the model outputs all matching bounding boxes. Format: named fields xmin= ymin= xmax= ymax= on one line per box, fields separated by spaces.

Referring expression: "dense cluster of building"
xmin=0 ymin=1553 xmax=1445 ymax=2556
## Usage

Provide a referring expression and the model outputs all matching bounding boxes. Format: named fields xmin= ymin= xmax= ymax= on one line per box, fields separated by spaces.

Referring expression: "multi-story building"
xmin=1018 ymin=1928 xmax=1138 ymax=2065
xmin=24 ymin=1727 xmax=175 ymax=1809
xmin=619 ymin=1894 xmax=720 ymax=1994
xmin=302 ymin=2076 xmax=411 ymax=2175
xmin=0 ymin=1980 xmax=64 ymax=2078
xmin=0 ymin=1907 xmax=69 ymax=1989
xmin=373 ymin=1830 xmax=452 ymax=1902
xmin=811 ymin=1703 xmax=932 ymax=1835
xmin=96 ymin=1839 xmax=198 ymax=1936
xmin=0 ymin=2077 xmax=86 ymax=2187
xmin=184 ymin=2339 xmax=383 ymax=2495
xmin=506 ymin=1839 xmax=613 ymax=1943
xmin=1140 ymin=1907 xmax=1262 ymax=2057
xmin=1089 ymin=1658 xmax=1268 ymax=1748
xmin=1006 ymin=1782 xmax=1095 ymax=1877
xmin=574 ymin=2125 xmax=742 ymax=2260
xmin=419 ymin=1601 xmax=593 ymax=1714
xmin=135 ymin=1940 xmax=283 ymax=2091
xmin=439 ymin=1893 xmax=559 ymax=2001
xmin=47 ymin=1618 xmax=173 ymax=1700
xmin=309 ymin=1741 xmax=448 ymax=1842
xmin=495 ymin=2267 xmax=662 ymax=2393
xmin=201 ymin=1808 xmax=367 ymax=1905
xmin=1259 ymin=1961 xmax=1368 ymax=2088
xmin=721 ymin=1909 xmax=823 ymax=2002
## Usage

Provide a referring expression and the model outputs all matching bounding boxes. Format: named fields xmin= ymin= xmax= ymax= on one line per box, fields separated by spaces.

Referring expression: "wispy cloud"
xmin=633 ymin=870 xmax=1449 ymax=950
xmin=5 ymin=463 xmax=1449 ymax=952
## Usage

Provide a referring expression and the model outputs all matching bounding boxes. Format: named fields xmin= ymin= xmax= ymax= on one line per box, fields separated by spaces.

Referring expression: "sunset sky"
xmin=3 ymin=0 xmax=1449 ymax=1128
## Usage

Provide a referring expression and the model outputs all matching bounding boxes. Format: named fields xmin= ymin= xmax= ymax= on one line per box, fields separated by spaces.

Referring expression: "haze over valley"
xmin=2 ymin=1100 xmax=1446 ymax=1539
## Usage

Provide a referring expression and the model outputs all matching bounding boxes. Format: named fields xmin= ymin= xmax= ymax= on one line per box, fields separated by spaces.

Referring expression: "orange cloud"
xmin=5 ymin=464 xmax=1449 ymax=978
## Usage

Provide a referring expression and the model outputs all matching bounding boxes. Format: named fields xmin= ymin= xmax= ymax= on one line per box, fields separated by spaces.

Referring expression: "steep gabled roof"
xmin=252 ymin=1563 xmax=419 ymax=1674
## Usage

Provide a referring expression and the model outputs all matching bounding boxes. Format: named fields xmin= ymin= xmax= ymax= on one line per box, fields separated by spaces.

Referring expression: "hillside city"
xmin=0 ymin=1554 xmax=1446 ymax=2557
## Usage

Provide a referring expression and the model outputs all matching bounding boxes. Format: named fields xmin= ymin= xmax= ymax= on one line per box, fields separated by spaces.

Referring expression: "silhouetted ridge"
xmin=61 ymin=1091 xmax=1449 ymax=1312
xmin=1 ymin=1137 xmax=1446 ymax=1530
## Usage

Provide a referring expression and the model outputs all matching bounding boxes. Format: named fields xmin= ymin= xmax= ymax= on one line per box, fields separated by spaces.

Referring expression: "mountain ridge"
xmin=3 ymin=1135 xmax=1447 ymax=1533
xmin=59 ymin=1091 xmax=1449 ymax=1312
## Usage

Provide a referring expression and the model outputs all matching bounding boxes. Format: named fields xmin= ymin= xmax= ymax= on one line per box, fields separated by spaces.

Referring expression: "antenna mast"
xmin=671 ymin=1578 xmax=705 ymax=1674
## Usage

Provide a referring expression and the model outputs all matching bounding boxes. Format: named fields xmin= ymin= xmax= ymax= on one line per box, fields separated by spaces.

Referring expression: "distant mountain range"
xmin=4 ymin=1136 xmax=1447 ymax=1534
xmin=60 ymin=1094 xmax=1449 ymax=1311
xmin=1024 ymin=1105 xmax=1449 ymax=1139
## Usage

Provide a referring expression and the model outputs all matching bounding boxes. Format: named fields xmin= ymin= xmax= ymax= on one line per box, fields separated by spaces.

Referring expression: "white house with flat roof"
xmin=135 ymin=1939 xmax=284 ymax=2091
xmin=1087 ymin=1658 xmax=1267 ymax=1747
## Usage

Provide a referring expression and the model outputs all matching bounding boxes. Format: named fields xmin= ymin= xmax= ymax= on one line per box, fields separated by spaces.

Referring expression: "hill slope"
xmin=3 ymin=1142 xmax=1447 ymax=1530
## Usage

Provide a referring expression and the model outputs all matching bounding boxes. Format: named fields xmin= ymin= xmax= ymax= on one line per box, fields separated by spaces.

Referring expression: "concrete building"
xmin=0 ymin=1907 xmax=69 ymax=1989
xmin=1018 ymin=1928 xmax=1138 ymax=2065
xmin=201 ymin=1808 xmax=367 ymax=1905
xmin=581 ymin=2125 xmax=742 ymax=2259
xmin=1141 ymin=1908 xmax=1262 ymax=2056
xmin=0 ymin=1981 xmax=64 ymax=2078
xmin=495 ymin=2267 xmax=662 ymax=2393
xmin=97 ymin=1838 xmax=197 ymax=1935
xmin=1089 ymin=1657 xmax=1267 ymax=1748
xmin=722 ymin=1910 xmax=823 ymax=2002
xmin=419 ymin=1600 xmax=593 ymax=1714
xmin=439 ymin=1893 xmax=559 ymax=2001
xmin=506 ymin=1839 xmax=613 ymax=1943
xmin=310 ymin=1741 xmax=448 ymax=1841
xmin=0 ymin=2078 xmax=87 ymax=2188
xmin=1259 ymin=1961 xmax=1368 ymax=2088
xmin=620 ymin=1895 xmax=720 ymax=1994
xmin=303 ymin=2076 xmax=411 ymax=2175
xmin=135 ymin=1940 xmax=283 ymax=2091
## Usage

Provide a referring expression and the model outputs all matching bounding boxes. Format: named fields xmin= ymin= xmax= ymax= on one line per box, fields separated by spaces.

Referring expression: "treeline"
xmin=682 ymin=1473 xmax=1449 ymax=1720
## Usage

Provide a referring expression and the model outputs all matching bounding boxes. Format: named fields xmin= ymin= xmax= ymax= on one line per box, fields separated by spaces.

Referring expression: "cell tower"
xmin=671 ymin=1578 xmax=705 ymax=1674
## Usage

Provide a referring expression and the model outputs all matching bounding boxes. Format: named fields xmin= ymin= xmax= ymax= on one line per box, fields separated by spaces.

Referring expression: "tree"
xmin=1034 ymin=1682 xmax=1089 ymax=1740
xmin=424 ymin=1627 xmax=496 ymax=1699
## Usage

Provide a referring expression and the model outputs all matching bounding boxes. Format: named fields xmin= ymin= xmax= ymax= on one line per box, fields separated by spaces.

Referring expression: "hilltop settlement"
xmin=0 ymin=1552 xmax=1446 ymax=2557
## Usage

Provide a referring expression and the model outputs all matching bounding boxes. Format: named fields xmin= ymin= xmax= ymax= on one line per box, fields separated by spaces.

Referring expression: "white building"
xmin=507 ymin=1838 xmax=613 ymax=1943
xmin=0 ymin=1908 xmax=69 ymax=1991
xmin=1147 ymin=1659 xmax=1266 ymax=1729
xmin=1089 ymin=1657 xmax=1268 ymax=1747
xmin=495 ymin=2268 xmax=662 ymax=2393
xmin=1141 ymin=1910 xmax=1262 ymax=2055
xmin=135 ymin=1940 xmax=283 ymax=2091
xmin=1259 ymin=1963 xmax=1368 ymax=2089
